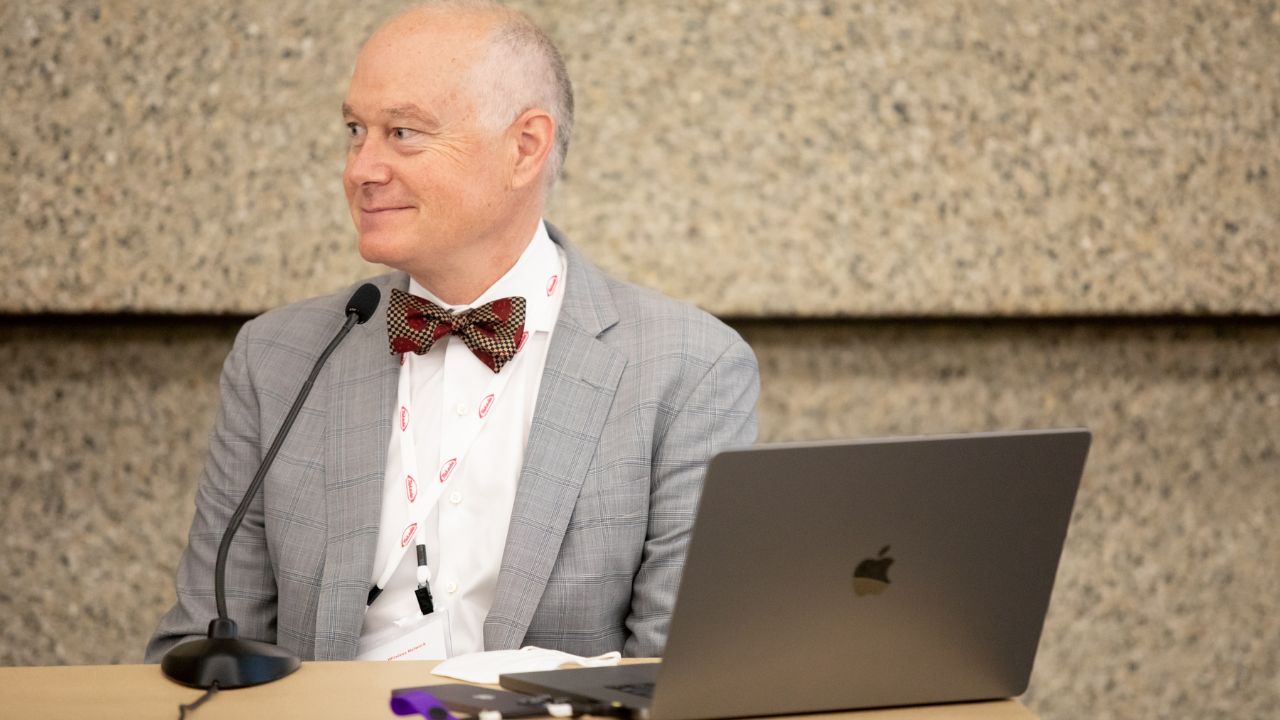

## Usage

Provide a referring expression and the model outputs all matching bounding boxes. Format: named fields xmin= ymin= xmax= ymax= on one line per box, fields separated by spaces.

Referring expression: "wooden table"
xmin=0 ymin=660 xmax=1038 ymax=719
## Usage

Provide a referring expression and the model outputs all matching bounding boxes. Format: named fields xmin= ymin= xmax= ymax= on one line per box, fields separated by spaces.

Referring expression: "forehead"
xmin=344 ymin=12 xmax=494 ymax=116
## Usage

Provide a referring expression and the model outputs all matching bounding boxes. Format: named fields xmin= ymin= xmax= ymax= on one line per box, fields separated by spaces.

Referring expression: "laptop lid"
xmin=504 ymin=429 xmax=1090 ymax=720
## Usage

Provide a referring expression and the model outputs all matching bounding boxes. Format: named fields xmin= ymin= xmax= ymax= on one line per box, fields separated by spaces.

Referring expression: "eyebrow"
xmin=341 ymin=102 xmax=441 ymax=129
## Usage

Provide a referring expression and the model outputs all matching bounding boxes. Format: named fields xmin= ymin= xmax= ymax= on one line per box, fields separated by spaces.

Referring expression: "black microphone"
xmin=346 ymin=282 xmax=381 ymax=323
xmin=162 ymin=283 xmax=382 ymax=689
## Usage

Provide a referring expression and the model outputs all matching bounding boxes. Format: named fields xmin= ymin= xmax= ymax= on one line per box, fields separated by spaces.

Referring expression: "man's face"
xmin=342 ymin=16 xmax=511 ymax=273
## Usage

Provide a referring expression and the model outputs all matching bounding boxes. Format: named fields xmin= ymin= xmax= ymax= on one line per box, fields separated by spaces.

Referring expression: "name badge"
xmin=356 ymin=608 xmax=452 ymax=661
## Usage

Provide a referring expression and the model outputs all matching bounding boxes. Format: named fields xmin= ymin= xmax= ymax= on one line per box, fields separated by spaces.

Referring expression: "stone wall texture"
xmin=1 ymin=0 xmax=1277 ymax=315
xmin=2 ymin=2 xmax=1279 ymax=720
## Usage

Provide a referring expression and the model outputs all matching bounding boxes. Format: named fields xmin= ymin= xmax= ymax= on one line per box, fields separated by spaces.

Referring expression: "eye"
xmin=346 ymin=122 xmax=365 ymax=140
xmin=391 ymin=127 xmax=419 ymax=141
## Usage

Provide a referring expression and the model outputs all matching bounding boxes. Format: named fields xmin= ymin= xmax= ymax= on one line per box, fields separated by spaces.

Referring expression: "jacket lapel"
xmin=313 ymin=273 xmax=405 ymax=660
xmin=484 ymin=228 xmax=627 ymax=649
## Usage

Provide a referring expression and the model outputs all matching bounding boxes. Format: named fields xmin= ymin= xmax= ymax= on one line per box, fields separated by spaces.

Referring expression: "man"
xmin=146 ymin=0 xmax=758 ymax=662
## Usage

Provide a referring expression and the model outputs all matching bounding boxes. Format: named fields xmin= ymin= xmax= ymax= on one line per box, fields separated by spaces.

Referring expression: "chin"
xmin=356 ymin=233 xmax=411 ymax=269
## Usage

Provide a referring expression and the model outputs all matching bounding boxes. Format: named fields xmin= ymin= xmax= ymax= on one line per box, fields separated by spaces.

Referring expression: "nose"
xmin=344 ymin=135 xmax=392 ymax=187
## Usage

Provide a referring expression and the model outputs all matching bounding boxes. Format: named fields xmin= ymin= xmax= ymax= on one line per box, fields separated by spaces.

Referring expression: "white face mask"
xmin=431 ymin=646 xmax=623 ymax=685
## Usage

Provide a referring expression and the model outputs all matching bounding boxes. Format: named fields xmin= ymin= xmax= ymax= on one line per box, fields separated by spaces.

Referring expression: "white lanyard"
xmin=372 ymin=332 xmax=525 ymax=596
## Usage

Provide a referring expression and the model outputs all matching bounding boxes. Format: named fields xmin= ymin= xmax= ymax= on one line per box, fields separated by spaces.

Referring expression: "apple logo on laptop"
xmin=852 ymin=545 xmax=893 ymax=596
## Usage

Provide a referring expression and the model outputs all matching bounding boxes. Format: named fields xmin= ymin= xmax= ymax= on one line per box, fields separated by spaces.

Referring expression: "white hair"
xmin=409 ymin=1 xmax=575 ymax=191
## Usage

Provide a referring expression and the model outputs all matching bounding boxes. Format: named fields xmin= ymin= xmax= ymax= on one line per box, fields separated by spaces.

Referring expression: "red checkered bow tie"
xmin=386 ymin=288 xmax=527 ymax=373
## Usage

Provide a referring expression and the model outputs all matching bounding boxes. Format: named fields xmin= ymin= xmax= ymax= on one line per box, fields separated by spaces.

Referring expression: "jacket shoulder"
xmin=600 ymin=274 xmax=748 ymax=362
xmin=241 ymin=273 xmax=401 ymax=344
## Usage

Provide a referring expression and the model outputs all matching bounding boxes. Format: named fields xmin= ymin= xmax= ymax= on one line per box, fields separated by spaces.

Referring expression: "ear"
xmin=507 ymin=108 xmax=555 ymax=191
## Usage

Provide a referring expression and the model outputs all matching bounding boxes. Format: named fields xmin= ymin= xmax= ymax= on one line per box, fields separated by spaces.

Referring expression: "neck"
xmin=409 ymin=210 xmax=542 ymax=306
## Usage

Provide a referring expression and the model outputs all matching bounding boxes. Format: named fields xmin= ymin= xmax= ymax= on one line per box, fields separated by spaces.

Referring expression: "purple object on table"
xmin=390 ymin=689 xmax=457 ymax=720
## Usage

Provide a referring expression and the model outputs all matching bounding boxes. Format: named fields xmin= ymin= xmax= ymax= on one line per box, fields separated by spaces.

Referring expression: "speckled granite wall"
xmin=2 ymin=320 xmax=1278 ymax=719
xmin=2 ymin=0 xmax=1277 ymax=315
xmin=0 ymin=324 xmax=225 ymax=666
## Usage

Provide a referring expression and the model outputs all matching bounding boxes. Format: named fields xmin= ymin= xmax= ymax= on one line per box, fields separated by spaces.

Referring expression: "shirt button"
xmin=455 ymin=402 xmax=468 ymax=416
xmin=449 ymin=491 xmax=463 ymax=505
xmin=447 ymin=581 xmax=458 ymax=594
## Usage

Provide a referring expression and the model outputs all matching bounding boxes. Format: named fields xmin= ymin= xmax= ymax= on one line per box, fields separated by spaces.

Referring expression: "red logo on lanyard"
xmin=546 ymin=275 xmax=558 ymax=297
xmin=439 ymin=458 xmax=457 ymax=483
xmin=400 ymin=523 xmax=417 ymax=548
xmin=400 ymin=406 xmax=410 ymax=431
xmin=405 ymin=474 xmax=418 ymax=502
xmin=479 ymin=394 xmax=495 ymax=419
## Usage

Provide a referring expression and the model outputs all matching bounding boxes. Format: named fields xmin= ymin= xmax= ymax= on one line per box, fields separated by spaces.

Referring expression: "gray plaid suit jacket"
xmin=145 ymin=227 xmax=759 ymax=662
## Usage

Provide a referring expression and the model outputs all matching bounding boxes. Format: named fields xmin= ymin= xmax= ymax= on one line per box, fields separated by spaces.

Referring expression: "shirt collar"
xmin=408 ymin=219 xmax=563 ymax=334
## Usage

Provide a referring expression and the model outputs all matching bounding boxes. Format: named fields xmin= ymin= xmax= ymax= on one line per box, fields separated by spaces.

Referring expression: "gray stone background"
xmin=1 ymin=1 xmax=1277 ymax=719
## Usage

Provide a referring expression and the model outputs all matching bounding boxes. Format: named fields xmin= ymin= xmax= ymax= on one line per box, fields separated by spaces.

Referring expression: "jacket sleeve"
xmin=623 ymin=334 xmax=760 ymax=657
xmin=144 ymin=319 xmax=279 ymax=662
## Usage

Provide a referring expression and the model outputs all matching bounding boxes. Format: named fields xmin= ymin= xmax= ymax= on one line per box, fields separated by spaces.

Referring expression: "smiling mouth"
xmin=358 ymin=206 xmax=413 ymax=232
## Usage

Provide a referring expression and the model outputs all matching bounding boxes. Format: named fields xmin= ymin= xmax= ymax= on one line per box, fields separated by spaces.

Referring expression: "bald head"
xmin=369 ymin=1 xmax=574 ymax=190
xmin=342 ymin=1 xmax=574 ymax=303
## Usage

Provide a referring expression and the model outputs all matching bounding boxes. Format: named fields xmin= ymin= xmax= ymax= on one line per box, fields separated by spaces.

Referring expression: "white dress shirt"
xmin=360 ymin=221 xmax=566 ymax=656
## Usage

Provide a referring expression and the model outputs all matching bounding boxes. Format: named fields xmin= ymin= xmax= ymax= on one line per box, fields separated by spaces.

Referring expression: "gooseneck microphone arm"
xmin=163 ymin=283 xmax=381 ymax=690
xmin=213 ymin=285 xmax=377 ymax=620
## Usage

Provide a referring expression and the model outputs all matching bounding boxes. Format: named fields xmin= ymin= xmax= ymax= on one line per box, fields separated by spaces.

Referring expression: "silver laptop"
xmin=501 ymin=429 xmax=1090 ymax=719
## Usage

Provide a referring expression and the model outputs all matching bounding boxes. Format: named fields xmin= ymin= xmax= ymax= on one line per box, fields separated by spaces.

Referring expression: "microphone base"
xmin=161 ymin=636 xmax=301 ymax=689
